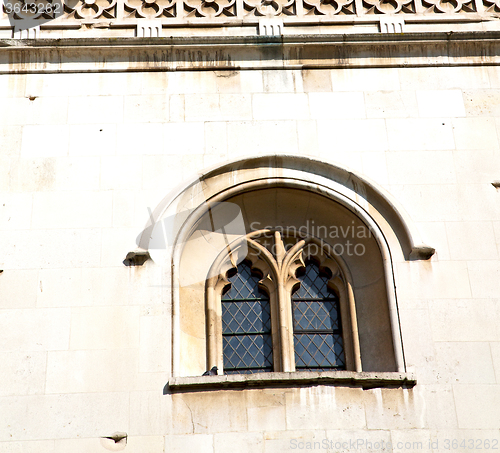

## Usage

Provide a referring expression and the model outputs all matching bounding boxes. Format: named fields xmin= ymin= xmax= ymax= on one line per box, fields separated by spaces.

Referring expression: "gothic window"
xmin=292 ymin=260 xmax=345 ymax=371
xmin=221 ymin=262 xmax=273 ymax=374
xmin=206 ymin=230 xmax=361 ymax=375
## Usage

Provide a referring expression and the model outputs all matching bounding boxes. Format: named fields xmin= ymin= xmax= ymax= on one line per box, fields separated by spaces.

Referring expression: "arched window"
xmin=206 ymin=230 xmax=361 ymax=375
xmin=221 ymin=262 xmax=273 ymax=374
xmin=292 ymin=259 xmax=346 ymax=371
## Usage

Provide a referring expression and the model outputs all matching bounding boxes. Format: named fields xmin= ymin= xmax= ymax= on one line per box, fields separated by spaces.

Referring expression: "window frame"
xmin=206 ymin=229 xmax=362 ymax=375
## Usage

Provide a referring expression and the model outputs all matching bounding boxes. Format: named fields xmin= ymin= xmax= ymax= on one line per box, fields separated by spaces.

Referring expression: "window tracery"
xmin=206 ymin=229 xmax=362 ymax=375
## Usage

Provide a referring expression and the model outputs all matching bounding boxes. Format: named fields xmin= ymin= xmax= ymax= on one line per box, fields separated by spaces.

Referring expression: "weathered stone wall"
xmin=1 ymin=50 xmax=500 ymax=452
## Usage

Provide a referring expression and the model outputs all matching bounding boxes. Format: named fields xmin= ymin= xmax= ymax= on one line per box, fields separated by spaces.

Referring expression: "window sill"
xmin=167 ymin=371 xmax=416 ymax=392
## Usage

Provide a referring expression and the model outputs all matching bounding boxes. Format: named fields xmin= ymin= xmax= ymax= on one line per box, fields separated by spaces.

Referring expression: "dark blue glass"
xmin=221 ymin=261 xmax=273 ymax=374
xmin=292 ymin=261 xmax=345 ymax=370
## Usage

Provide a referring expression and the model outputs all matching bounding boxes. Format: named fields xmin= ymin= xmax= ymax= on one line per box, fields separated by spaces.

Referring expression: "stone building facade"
xmin=1 ymin=3 xmax=500 ymax=452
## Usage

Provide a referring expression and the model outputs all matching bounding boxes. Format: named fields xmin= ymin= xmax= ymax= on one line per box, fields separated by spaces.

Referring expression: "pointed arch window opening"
xmin=207 ymin=230 xmax=362 ymax=376
xmin=221 ymin=261 xmax=274 ymax=374
xmin=292 ymin=259 xmax=346 ymax=371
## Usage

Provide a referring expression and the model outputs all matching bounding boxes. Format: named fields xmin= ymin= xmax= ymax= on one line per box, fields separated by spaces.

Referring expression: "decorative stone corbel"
xmin=409 ymin=245 xmax=436 ymax=261
xmin=124 ymin=248 xmax=150 ymax=266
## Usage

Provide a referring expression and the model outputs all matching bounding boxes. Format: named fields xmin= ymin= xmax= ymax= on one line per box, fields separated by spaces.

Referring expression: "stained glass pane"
xmin=221 ymin=261 xmax=273 ymax=374
xmin=292 ymin=261 xmax=345 ymax=371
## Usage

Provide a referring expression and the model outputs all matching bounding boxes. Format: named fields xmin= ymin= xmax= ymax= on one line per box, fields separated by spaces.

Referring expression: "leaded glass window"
xmin=292 ymin=260 xmax=346 ymax=371
xmin=221 ymin=261 xmax=273 ymax=374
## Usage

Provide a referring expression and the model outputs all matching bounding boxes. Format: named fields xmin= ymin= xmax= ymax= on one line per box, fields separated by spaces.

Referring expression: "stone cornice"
xmin=1 ymin=31 xmax=500 ymax=73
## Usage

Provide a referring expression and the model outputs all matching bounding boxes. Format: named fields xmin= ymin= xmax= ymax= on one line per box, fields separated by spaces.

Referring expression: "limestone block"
xmin=494 ymin=222 xmax=500 ymax=258
xmin=124 ymin=95 xmax=169 ymax=124
xmin=116 ymin=123 xmax=165 ymax=155
xmin=1 ymin=228 xmax=102 ymax=269
xmin=112 ymin=191 xmax=138 ymax=228
xmin=139 ymin=315 xmax=169 ymax=373
xmin=365 ymin=388 xmax=425 ymax=430
xmin=8 ymin=156 xmax=59 ymax=192
xmin=488 ymin=66 xmax=500 ymax=88
xmin=395 ymin=261 xmax=471 ymax=300
xmin=164 ymin=122 xmax=205 ymax=154
xmin=227 ymin=121 xmax=299 ymax=155
xmin=399 ymin=67 xmax=490 ymax=91
xmin=69 ymin=306 xmax=140 ymax=350
xmin=247 ymin=406 xmax=286 ymax=432
xmin=434 ymin=342 xmax=496 ymax=384
xmin=397 ymin=308 xmax=436 ymax=384
xmin=297 ymin=120 xmax=319 ymax=156
xmin=317 ymin=119 xmax=388 ymax=152
xmin=323 ymin=429 xmax=392 ymax=453
xmin=302 ymin=69 xmax=333 ymax=92
xmin=490 ymin=342 xmax=500 ymax=384
xmin=69 ymin=124 xmax=117 ymax=156
xmin=51 ymin=157 xmax=102 ymax=191
xmin=137 ymin=72 xmax=170 ymax=95
xmin=416 ymin=90 xmax=465 ymax=118
xmin=264 ymin=430 xmax=330 ymax=452
xmin=123 ymin=436 xmax=165 ymax=453
xmin=0 ymin=392 xmax=130 ymax=441
xmin=0 ymin=269 xmax=38 ymax=309
xmin=364 ymin=91 xmax=418 ymax=118
xmin=169 ymin=95 xmax=185 ymax=122
xmin=415 ymin=222 xmax=450 ymax=261
xmin=0 ymin=74 xmax=27 ymax=98
xmin=252 ymin=93 xmax=309 ymax=120
xmin=171 ymin=391 xmax=247 ymax=434
xmin=419 ymin=384 xmax=458 ymax=429
xmin=0 ymin=125 xmax=23 ymax=155
xmin=0 ymin=351 xmax=46 ymax=397
xmin=166 ymin=71 xmax=218 ymax=95
xmin=37 ymin=268 xmax=88 ymax=308
xmin=165 ymin=434 xmax=214 ymax=453
xmin=214 ymin=432 xmax=264 ymax=453
xmin=386 ymin=118 xmax=455 ymax=151
xmin=455 ymin=149 xmax=500 ymax=185
xmin=101 ymin=156 xmax=143 ymax=190
xmin=361 ymin=152 xmax=388 ymax=185
xmin=0 ymin=308 xmax=70 ymax=352
xmin=467 ymin=260 xmax=500 ymax=300
xmin=130 ymin=391 xmax=171 ymax=436
xmin=429 ymin=299 xmax=498 ymax=342
xmin=0 ymin=440 xmax=55 ymax=452
xmin=390 ymin=429 xmax=431 ymax=453
xmin=185 ymin=94 xmax=252 ymax=122
xmin=21 ymin=125 xmax=70 ymax=157
xmin=453 ymin=384 xmax=500 ymax=429
xmin=386 ymin=151 xmax=456 ymax=185
xmin=205 ymin=122 xmax=228 ymax=156
xmin=452 ymin=118 xmax=499 ymax=150
xmin=45 ymin=349 xmax=139 ymax=394
xmin=0 ymin=98 xmax=31 ymax=125
xmin=331 ymin=68 xmax=400 ymax=92
xmin=215 ymin=70 xmax=264 ymax=94
xmin=67 ymin=95 xmax=124 ymax=125
xmin=388 ymin=185 xmax=461 ymax=222
xmin=0 ymin=192 xmax=33 ymax=231
xmin=142 ymin=154 xmax=204 ymax=191
xmin=32 ymin=191 xmax=112 ymax=229
xmin=263 ymin=70 xmax=303 ymax=93
xmin=25 ymin=96 xmax=69 ymax=126
xmin=455 ymin=184 xmax=500 ymax=221
xmin=462 ymin=90 xmax=500 ymax=116
xmin=285 ymin=386 xmax=366 ymax=431
xmin=428 ymin=429 xmax=500 ymax=452
xmin=309 ymin=92 xmax=365 ymax=119
xmin=445 ymin=222 xmax=498 ymax=261
xmin=437 ymin=66 xmax=491 ymax=90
